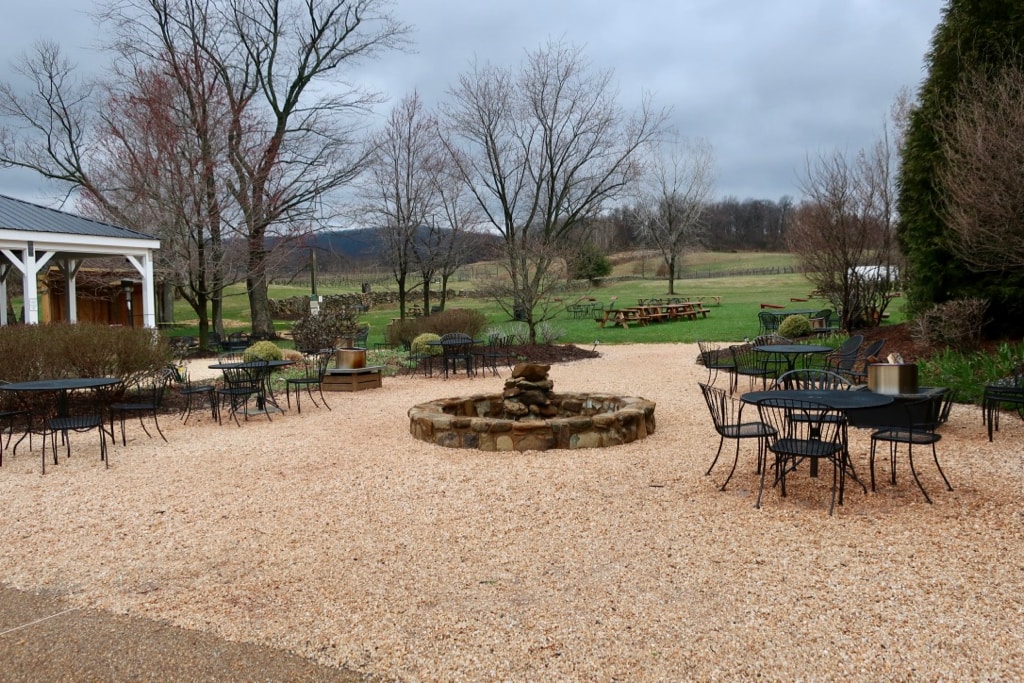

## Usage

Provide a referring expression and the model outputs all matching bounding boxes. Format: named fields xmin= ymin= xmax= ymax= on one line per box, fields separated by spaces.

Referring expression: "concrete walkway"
xmin=0 ymin=585 xmax=382 ymax=682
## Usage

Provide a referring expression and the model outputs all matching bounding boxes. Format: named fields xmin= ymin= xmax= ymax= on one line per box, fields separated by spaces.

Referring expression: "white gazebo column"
xmin=126 ymin=252 xmax=157 ymax=328
xmin=0 ymin=263 xmax=9 ymax=326
xmin=1 ymin=244 xmax=53 ymax=325
xmin=56 ymin=258 xmax=82 ymax=323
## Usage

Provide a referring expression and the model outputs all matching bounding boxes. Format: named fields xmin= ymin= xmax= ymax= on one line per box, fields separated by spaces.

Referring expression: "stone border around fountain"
xmin=408 ymin=392 xmax=657 ymax=452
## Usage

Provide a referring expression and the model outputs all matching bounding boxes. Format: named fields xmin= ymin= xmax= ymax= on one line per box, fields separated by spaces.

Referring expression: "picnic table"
xmin=597 ymin=308 xmax=648 ymax=329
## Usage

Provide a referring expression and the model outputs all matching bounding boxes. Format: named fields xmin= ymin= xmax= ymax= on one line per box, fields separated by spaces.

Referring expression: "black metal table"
xmin=0 ymin=377 xmax=121 ymax=414
xmin=753 ymin=344 xmax=832 ymax=372
xmin=0 ymin=377 xmax=121 ymax=472
xmin=741 ymin=388 xmax=895 ymax=477
xmin=208 ymin=360 xmax=295 ymax=412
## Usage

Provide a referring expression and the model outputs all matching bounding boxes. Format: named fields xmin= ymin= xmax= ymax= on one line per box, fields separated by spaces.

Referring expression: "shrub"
xmin=534 ymin=321 xmax=566 ymax=344
xmin=485 ymin=322 xmax=530 ymax=344
xmin=243 ymin=340 xmax=283 ymax=362
xmin=570 ymin=243 xmax=613 ymax=284
xmin=0 ymin=323 xmax=170 ymax=384
xmin=778 ymin=314 xmax=813 ymax=339
xmin=291 ymin=310 xmax=362 ymax=352
xmin=411 ymin=333 xmax=442 ymax=356
xmin=386 ymin=318 xmax=423 ymax=348
xmin=910 ymin=297 xmax=988 ymax=353
xmin=416 ymin=308 xmax=488 ymax=338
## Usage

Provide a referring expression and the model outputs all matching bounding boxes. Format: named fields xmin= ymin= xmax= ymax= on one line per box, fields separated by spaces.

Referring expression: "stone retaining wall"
xmin=408 ymin=392 xmax=656 ymax=452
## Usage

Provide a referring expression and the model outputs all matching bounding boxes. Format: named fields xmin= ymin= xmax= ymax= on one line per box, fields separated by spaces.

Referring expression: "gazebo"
xmin=0 ymin=194 xmax=161 ymax=327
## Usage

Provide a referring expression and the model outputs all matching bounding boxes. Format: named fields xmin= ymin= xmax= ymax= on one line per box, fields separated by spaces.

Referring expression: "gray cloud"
xmin=0 ymin=0 xmax=945 ymax=205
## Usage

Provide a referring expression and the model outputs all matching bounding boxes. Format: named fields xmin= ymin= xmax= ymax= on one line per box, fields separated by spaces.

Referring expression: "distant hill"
xmin=275 ymin=227 xmax=501 ymax=272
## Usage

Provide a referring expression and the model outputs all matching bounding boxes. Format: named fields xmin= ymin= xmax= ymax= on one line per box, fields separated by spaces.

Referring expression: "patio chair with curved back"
xmin=869 ymin=389 xmax=956 ymax=503
xmin=757 ymin=310 xmax=781 ymax=337
xmin=474 ymin=334 xmax=516 ymax=376
xmin=109 ymin=368 xmax=172 ymax=445
xmin=771 ymin=368 xmax=852 ymax=391
xmin=439 ymin=333 xmax=476 ymax=378
xmin=0 ymin=380 xmax=31 ymax=464
xmin=697 ymin=339 xmax=735 ymax=386
xmin=755 ymin=396 xmax=851 ymax=515
xmin=169 ymin=364 xmax=218 ymax=424
xmin=699 ymin=382 xmax=774 ymax=491
xmin=823 ymin=334 xmax=864 ymax=377
xmin=846 ymin=338 xmax=886 ymax=384
xmin=285 ymin=350 xmax=333 ymax=413
xmin=217 ymin=360 xmax=270 ymax=426
xmin=983 ymin=363 xmax=1024 ymax=441
xmin=728 ymin=343 xmax=773 ymax=394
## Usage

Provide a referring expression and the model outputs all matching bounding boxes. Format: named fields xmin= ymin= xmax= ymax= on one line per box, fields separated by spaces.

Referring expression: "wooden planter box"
xmin=322 ymin=366 xmax=383 ymax=392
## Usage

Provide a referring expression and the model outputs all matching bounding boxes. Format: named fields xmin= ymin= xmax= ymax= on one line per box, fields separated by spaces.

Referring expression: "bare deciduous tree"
xmin=790 ymin=107 xmax=904 ymax=331
xmin=938 ymin=66 xmax=1024 ymax=272
xmin=442 ymin=41 xmax=665 ymax=343
xmin=0 ymin=0 xmax=408 ymax=338
xmin=359 ymin=91 xmax=443 ymax=318
xmin=633 ymin=136 xmax=715 ymax=294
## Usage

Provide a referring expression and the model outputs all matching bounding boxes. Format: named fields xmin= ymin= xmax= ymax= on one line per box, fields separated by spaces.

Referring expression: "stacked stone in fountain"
xmin=502 ymin=363 xmax=558 ymax=419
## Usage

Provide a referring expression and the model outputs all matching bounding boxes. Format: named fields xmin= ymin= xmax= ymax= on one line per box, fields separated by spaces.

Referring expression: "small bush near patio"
xmin=414 ymin=308 xmax=488 ymax=338
xmin=778 ymin=314 xmax=813 ymax=339
xmin=243 ymin=341 xmax=284 ymax=362
xmin=411 ymin=333 xmax=442 ymax=357
xmin=910 ymin=297 xmax=988 ymax=353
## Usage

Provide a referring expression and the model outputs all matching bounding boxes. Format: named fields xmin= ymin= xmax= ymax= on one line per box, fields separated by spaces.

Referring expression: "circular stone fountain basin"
xmin=408 ymin=392 xmax=656 ymax=452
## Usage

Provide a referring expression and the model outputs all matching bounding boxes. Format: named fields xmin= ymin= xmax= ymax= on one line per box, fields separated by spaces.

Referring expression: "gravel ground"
xmin=1 ymin=343 xmax=1022 ymax=681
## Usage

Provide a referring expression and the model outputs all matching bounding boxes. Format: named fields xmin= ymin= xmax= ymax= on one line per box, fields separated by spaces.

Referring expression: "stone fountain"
xmin=408 ymin=363 xmax=656 ymax=452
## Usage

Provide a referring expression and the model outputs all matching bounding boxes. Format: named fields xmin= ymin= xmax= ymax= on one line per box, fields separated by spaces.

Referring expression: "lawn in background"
xmin=169 ymin=254 xmax=907 ymax=348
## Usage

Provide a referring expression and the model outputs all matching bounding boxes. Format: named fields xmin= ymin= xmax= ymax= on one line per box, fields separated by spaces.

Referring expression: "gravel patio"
xmin=0 ymin=343 xmax=1021 ymax=681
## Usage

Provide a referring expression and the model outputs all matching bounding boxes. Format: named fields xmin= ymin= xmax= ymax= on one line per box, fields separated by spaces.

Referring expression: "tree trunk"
xmin=247 ymin=236 xmax=274 ymax=337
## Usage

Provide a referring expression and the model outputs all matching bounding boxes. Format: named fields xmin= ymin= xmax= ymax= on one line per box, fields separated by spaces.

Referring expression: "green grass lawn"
xmin=169 ymin=264 xmax=907 ymax=348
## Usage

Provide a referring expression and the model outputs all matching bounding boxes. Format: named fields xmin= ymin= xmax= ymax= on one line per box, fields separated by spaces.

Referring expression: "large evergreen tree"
xmin=897 ymin=0 xmax=1024 ymax=333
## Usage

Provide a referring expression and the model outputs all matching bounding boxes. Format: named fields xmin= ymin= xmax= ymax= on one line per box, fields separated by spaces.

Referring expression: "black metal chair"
xmin=109 ymin=368 xmax=172 ymax=445
xmin=755 ymin=397 xmax=850 ymax=514
xmin=473 ymin=334 xmax=516 ymax=376
xmin=697 ymin=339 xmax=734 ymax=386
xmin=771 ymin=369 xmax=851 ymax=391
xmin=169 ymin=364 xmax=218 ymax=424
xmin=217 ymin=361 xmax=269 ymax=426
xmin=983 ymin=363 xmax=1024 ymax=441
xmin=869 ymin=389 xmax=955 ymax=503
xmin=699 ymin=382 xmax=774 ymax=491
xmin=43 ymin=396 xmax=109 ymax=474
xmin=728 ymin=343 xmax=773 ymax=394
xmin=757 ymin=310 xmax=781 ymax=336
xmin=439 ymin=333 xmax=475 ymax=378
xmin=285 ymin=351 xmax=333 ymax=413
xmin=0 ymin=380 xmax=31 ymax=465
xmin=846 ymin=338 xmax=886 ymax=384
xmin=810 ymin=308 xmax=841 ymax=336
xmin=823 ymin=334 xmax=864 ymax=376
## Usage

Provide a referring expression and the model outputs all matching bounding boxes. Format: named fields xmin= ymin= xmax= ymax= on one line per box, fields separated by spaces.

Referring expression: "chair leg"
xmin=719 ymin=438 xmax=741 ymax=491
xmin=705 ymin=436 xmax=725 ymax=476
xmin=148 ymin=411 xmax=166 ymax=442
xmin=931 ymin=443 xmax=953 ymax=492
xmin=317 ymin=384 xmax=330 ymax=411
xmin=906 ymin=443 xmax=932 ymax=504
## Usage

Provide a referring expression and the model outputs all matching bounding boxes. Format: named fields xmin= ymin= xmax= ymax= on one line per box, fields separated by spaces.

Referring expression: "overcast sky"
xmin=0 ymin=0 xmax=946 ymax=207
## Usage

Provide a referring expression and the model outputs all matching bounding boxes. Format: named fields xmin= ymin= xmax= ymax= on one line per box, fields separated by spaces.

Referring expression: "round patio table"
xmin=208 ymin=359 xmax=295 ymax=412
xmin=741 ymin=388 xmax=894 ymax=478
xmin=754 ymin=344 xmax=832 ymax=372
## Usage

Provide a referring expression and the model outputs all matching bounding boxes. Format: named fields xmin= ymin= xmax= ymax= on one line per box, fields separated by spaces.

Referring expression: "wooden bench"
xmin=689 ymin=295 xmax=722 ymax=306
